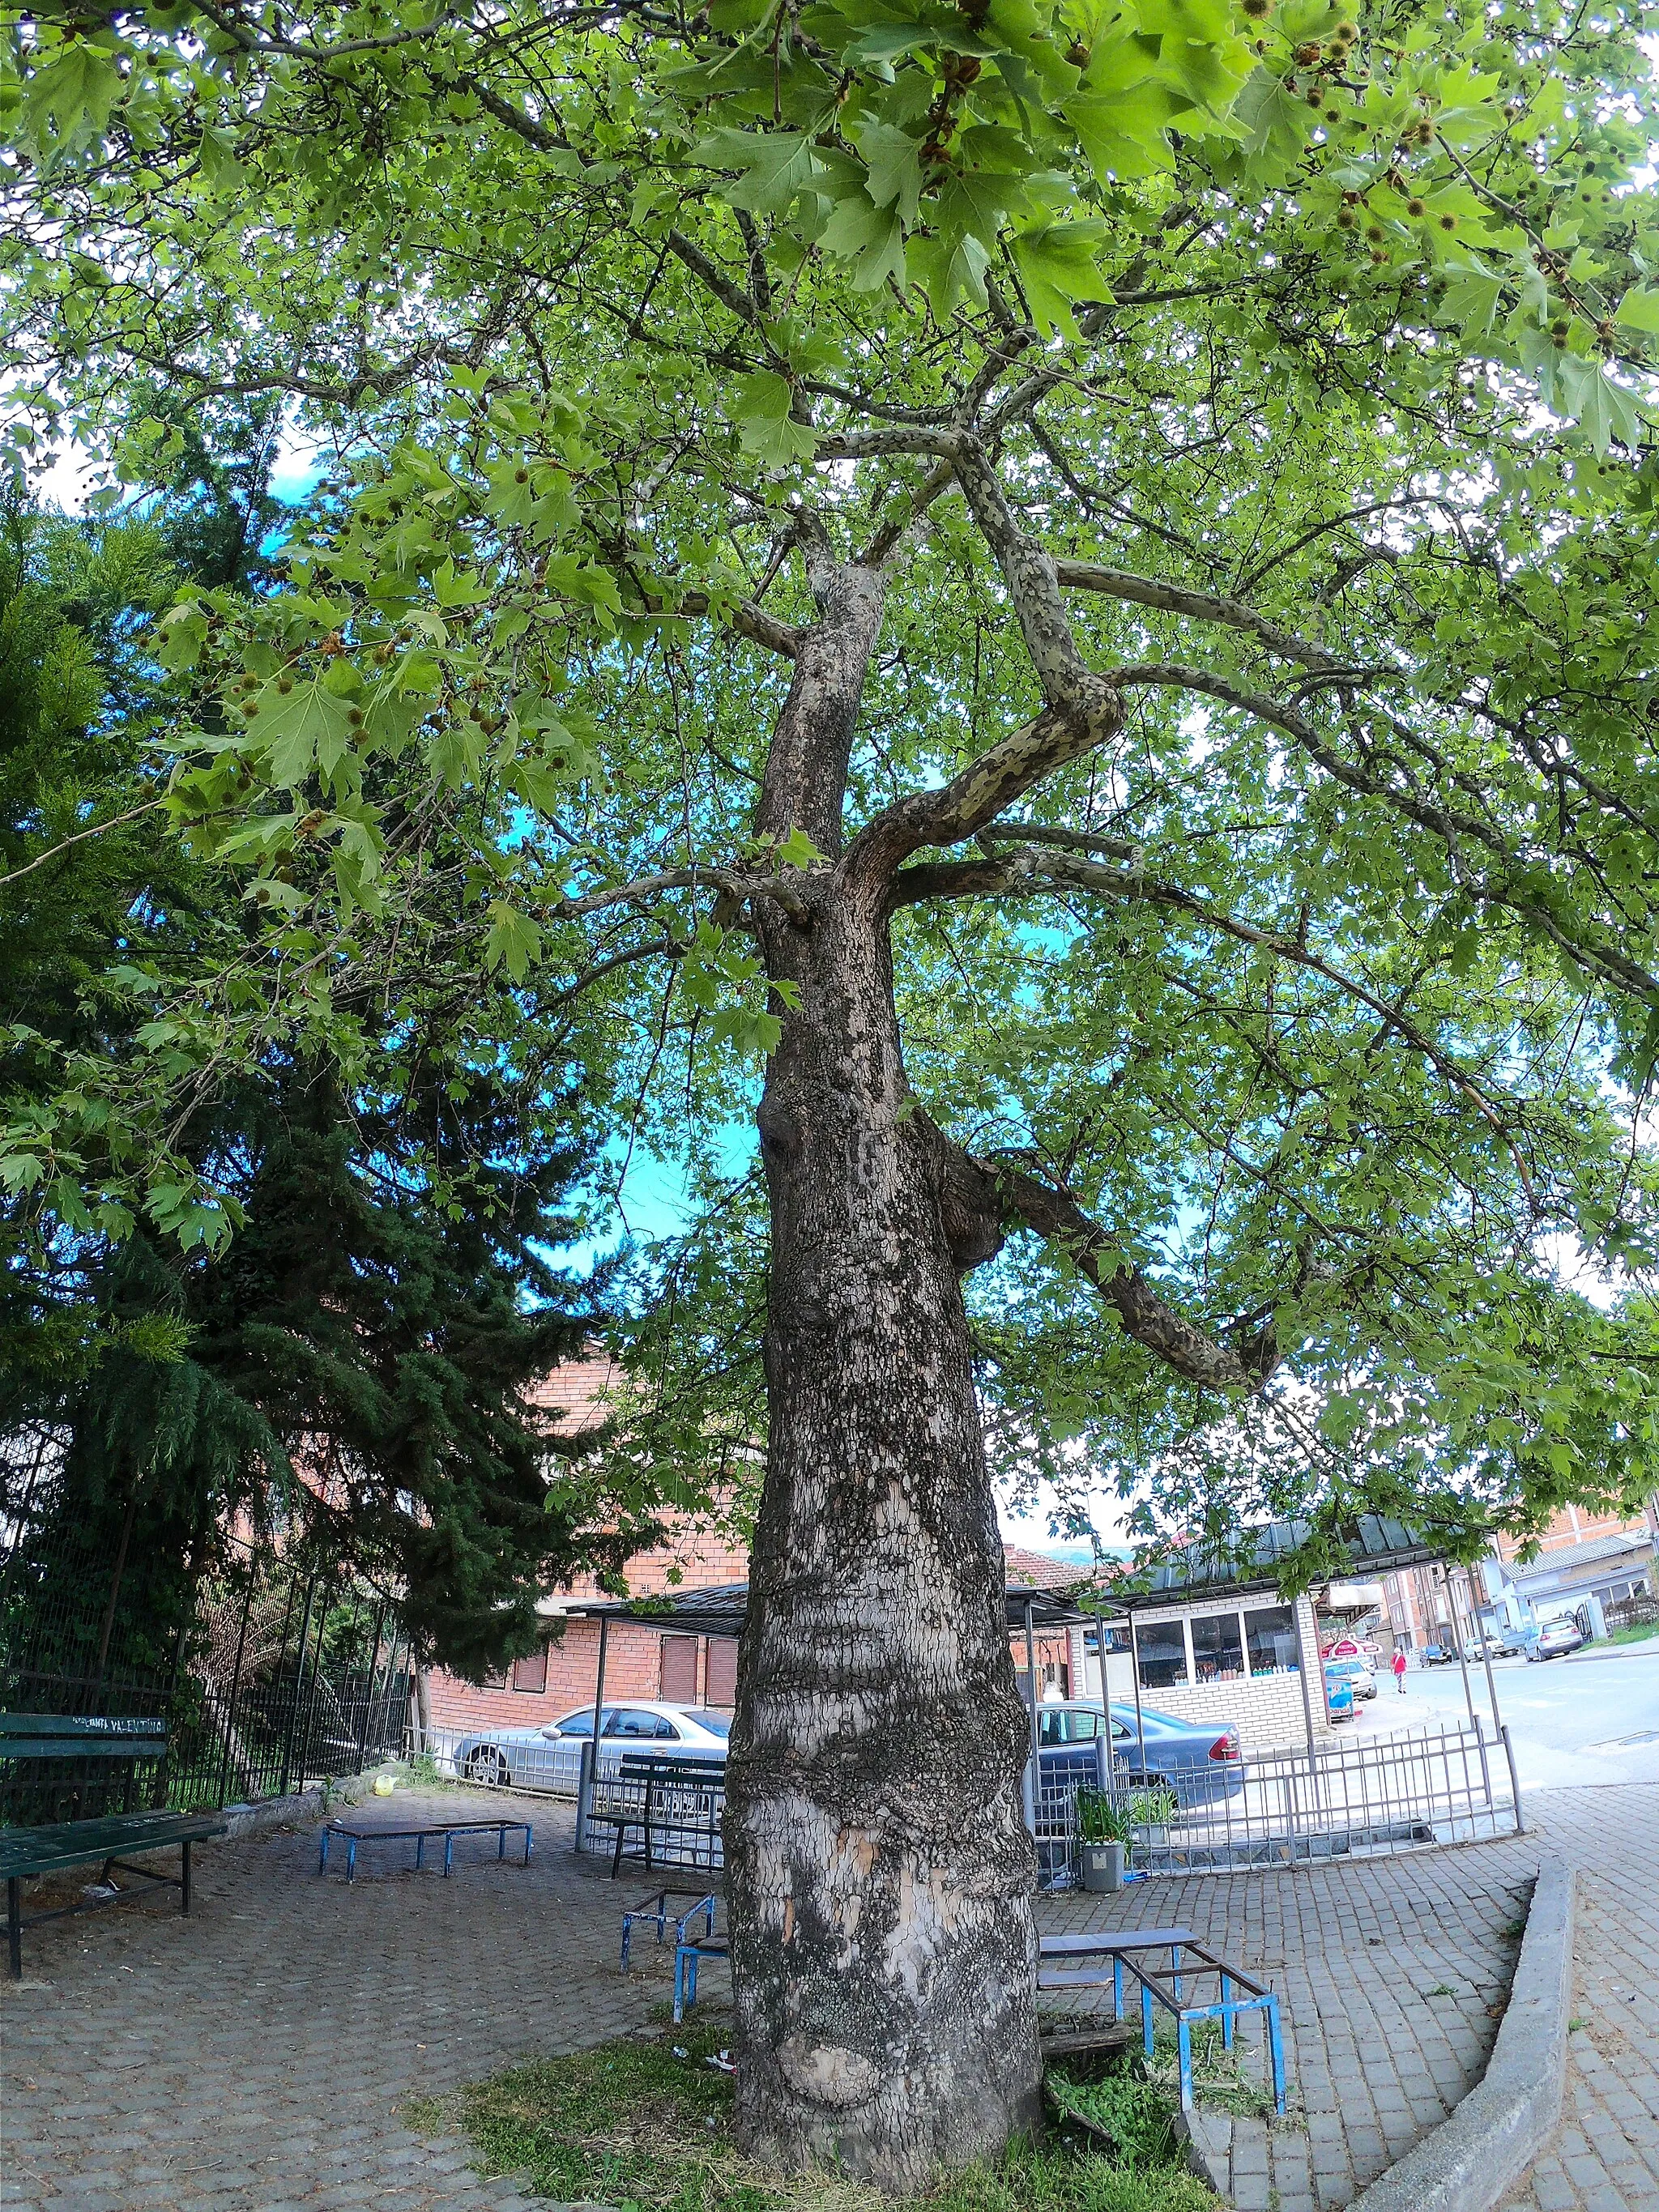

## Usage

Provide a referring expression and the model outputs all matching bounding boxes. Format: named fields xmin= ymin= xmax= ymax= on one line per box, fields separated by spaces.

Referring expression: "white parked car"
xmin=1525 ymin=1620 xmax=1585 ymax=1663
xmin=451 ymin=1701 xmax=730 ymax=1791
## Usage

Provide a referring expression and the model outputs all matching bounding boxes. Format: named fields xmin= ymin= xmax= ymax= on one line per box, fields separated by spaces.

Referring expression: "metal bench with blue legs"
xmin=620 ymin=1887 xmax=717 ymax=1972
xmin=1038 ymin=1925 xmax=1196 ymax=2018
xmin=673 ymin=1926 xmax=730 ymax=2022
xmin=318 ymin=1816 xmax=533 ymax=1882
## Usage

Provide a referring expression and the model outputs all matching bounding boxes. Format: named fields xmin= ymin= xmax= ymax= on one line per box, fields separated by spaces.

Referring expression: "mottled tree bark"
xmin=723 ymin=557 xmax=1043 ymax=2189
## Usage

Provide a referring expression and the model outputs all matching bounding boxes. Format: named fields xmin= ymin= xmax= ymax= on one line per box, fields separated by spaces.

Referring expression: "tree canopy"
xmin=0 ymin=493 xmax=655 ymax=1681
xmin=6 ymin=0 xmax=1657 ymax=1553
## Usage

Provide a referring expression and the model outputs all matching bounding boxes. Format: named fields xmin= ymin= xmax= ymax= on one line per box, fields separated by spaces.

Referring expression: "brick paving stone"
xmin=1481 ymin=1786 xmax=1659 ymax=2212
xmin=0 ymin=1787 xmax=660 ymax=2211
xmin=1035 ymin=1828 xmax=1532 ymax=2208
xmin=6 ymin=1776 xmax=1655 ymax=2211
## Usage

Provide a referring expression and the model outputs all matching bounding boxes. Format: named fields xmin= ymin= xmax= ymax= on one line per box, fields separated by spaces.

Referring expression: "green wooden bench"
xmin=0 ymin=1714 xmax=228 ymax=1978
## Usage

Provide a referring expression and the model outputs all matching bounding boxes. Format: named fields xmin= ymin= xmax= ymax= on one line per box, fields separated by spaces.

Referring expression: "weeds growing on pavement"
xmin=412 ymin=2019 xmax=1218 ymax=2212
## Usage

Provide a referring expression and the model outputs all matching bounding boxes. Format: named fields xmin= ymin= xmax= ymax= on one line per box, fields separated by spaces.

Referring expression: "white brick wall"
xmin=1115 ymin=1592 xmax=1334 ymax=1750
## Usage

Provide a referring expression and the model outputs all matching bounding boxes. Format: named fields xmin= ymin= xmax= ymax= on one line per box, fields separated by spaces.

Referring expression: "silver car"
xmin=451 ymin=1701 xmax=730 ymax=1791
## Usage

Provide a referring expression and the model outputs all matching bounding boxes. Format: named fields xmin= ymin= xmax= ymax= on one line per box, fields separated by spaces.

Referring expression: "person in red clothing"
xmin=1392 ymin=1647 xmax=1409 ymax=1694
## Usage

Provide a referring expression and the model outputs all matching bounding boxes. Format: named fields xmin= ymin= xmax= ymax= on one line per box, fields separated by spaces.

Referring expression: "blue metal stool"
xmin=673 ymin=1931 xmax=730 ymax=2022
xmin=621 ymin=1888 xmax=717 ymax=1972
xmin=1124 ymin=1941 xmax=1286 ymax=2115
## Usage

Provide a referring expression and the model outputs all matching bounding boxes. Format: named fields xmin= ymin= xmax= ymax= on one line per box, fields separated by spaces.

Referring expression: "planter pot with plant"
xmin=1124 ymin=1784 xmax=1180 ymax=1851
xmin=1074 ymin=1788 xmax=1132 ymax=1892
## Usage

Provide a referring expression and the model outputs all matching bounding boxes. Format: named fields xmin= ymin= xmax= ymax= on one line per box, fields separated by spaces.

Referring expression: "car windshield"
xmin=683 ymin=1711 xmax=731 ymax=1737
xmin=552 ymin=1709 xmax=602 ymax=1736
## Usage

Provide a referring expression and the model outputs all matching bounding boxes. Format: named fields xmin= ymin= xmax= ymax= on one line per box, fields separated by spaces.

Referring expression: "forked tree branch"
xmin=989 ymin=1159 xmax=1282 ymax=1389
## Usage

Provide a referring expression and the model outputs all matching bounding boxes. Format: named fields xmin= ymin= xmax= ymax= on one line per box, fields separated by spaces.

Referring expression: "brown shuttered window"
xmin=659 ymin=1634 xmax=698 ymax=1704
xmin=704 ymin=1638 xmax=738 ymax=1708
xmin=511 ymin=1644 xmax=548 ymax=1694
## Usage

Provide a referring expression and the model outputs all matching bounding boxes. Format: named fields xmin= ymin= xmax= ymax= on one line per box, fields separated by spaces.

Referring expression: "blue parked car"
xmin=1033 ymin=1699 xmax=1247 ymax=1805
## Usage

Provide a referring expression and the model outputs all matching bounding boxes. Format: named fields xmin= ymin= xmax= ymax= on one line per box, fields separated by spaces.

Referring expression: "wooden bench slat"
xmin=0 ymin=1737 xmax=167 ymax=1761
xmin=0 ymin=1713 xmax=169 ymax=1761
xmin=0 ymin=1812 xmax=225 ymax=1880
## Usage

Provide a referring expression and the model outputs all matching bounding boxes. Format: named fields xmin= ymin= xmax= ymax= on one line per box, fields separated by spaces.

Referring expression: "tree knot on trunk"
xmin=913 ymin=1112 xmax=1008 ymax=1274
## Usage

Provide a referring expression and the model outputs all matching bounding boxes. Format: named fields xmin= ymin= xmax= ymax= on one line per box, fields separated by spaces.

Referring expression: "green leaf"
xmin=484 ymin=901 xmax=544 ymax=981
xmin=731 ymin=372 xmax=818 ymax=468
xmin=21 ymin=40 xmax=123 ymax=163
xmin=851 ymin=120 xmax=924 ymax=224
xmin=1614 ymin=286 xmax=1659 ymax=335
xmin=818 ymin=190 xmax=908 ymax=291
xmin=693 ymin=129 xmax=820 ymax=216
xmin=1010 ymin=222 xmax=1115 ymax=339
xmin=250 ymin=681 xmax=360 ymax=791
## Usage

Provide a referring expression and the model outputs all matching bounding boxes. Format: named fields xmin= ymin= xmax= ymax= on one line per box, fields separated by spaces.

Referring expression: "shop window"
xmin=660 ymin=1634 xmax=698 ymax=1703
xmin=1243 ymin=1605 xmax=1299 ymax=1675
xmin=1136 ymin=1617 xmax=1188 ymax=1690
xmin=511 ymin=1645 xmax=548 ymax=1694
xmin=1190 ymin=1609 xmax=1245 ymax=1682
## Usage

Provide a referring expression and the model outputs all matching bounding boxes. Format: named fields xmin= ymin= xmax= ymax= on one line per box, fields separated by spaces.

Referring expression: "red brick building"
xmin=420 ymin=1347 xmax=1090 ymax=1745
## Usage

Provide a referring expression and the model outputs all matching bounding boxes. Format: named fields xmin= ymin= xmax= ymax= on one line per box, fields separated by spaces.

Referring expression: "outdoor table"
xmin=317 ymin=1816 xmax=533 ymax=1883
xmin=1038 ymin=1925 xmax=1196 ymax=2014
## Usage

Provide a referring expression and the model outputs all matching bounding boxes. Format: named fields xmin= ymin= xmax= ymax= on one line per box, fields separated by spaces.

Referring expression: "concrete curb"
xmin=218 ymin=1762 xmax=394 ymax=1841
xmin=1341 ymin=1856 xmax=1576 ymax=2212
xmin=1175 ymin=2103 xmax=1233 ymax=2198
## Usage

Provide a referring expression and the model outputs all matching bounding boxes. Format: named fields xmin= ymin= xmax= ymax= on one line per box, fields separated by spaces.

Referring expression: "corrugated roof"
xmin=1505 ymin=1529 xmax=1653 ymax=1583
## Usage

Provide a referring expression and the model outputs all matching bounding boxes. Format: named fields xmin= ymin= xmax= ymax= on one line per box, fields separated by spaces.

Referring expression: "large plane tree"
xmin=5 ymin=0 xmax=1659 ymax=2184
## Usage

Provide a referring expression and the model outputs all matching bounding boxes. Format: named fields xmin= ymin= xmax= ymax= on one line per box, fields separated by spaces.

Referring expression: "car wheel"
xmin=465 ymin=1745 xmax=509 ymax=1788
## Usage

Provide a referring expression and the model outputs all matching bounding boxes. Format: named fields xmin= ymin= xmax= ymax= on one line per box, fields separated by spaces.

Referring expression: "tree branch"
xmin=560 ymin=863 xmax=808 ymax=924
xmin=672 ymin=590 xmax=800 ymax=658
xmin=1111 ymin=664 xmax=1659 ymax=1008
xmin=887 ymin=840 xmax=1540 ymax=1201
xmin=849 ymin=693 xmax=1122 ymax=884
xmin=1054 ymin=560 xmax=1362 ymax=676
xmin=990 ymin=1160 xmax=1280 ymax=1389
xmin=0 ymin=797 xmax=168 ymax=890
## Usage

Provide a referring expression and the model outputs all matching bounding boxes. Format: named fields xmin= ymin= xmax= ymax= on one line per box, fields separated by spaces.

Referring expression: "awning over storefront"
xmin=1081 ymin=1515 xmax=1442 ymax=1613
xmin=565 ymin=1578 xmax=1093 ymax=1639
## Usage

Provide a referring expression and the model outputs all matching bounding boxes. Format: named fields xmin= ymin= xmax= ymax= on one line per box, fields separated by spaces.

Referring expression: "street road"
xmin=1359 ymin=1641 xmax=1659 ymax=1789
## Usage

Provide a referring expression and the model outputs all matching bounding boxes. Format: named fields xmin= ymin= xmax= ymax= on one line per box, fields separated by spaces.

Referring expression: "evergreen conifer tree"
xmin=1 ymin=488 xmax=645 ymax=1684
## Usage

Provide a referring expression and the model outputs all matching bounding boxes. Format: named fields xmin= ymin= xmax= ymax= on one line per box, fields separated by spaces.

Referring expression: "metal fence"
xmin=424 ymin=1723 xmax=585 ymax=1796
xmin=1034 ymin=1717 xmax=1520 ymax=1882
xmin=574 ymin=1745 xmax=727 ymax=1869
xmin=2 ymin=1494 xmax=411 ymax=1826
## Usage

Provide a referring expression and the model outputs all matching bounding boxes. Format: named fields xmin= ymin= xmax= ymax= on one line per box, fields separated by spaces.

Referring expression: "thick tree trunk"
xmin=725 ymin=859 xmax=1041 ymax=2189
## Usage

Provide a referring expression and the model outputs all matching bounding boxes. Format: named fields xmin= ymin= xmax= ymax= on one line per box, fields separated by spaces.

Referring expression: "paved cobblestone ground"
xmin=1496 ymin=1787 xmax=1659 ymax=2212
xmin=1034 ymin=1837 xmax=1533 ymax=2211
xmin=4 ymin=1782 xmax=1654 ymax=2211
xmin=0 ymin=1787 xmax=662 ymax=2212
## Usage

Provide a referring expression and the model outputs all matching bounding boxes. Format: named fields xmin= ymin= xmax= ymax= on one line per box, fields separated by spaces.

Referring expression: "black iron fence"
xmin=2 ymin=1497 xmax=410 ymax=1826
